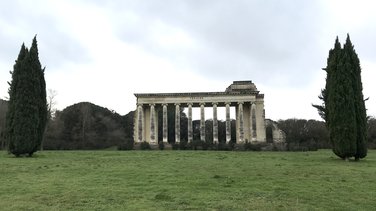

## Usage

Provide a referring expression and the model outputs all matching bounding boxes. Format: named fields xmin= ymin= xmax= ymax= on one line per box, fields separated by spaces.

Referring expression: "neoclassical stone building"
xmin=134 ymin=80 xmax=266 ymax=144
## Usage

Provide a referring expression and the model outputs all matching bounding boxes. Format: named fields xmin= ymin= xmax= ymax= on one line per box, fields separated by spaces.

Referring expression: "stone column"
xmin=249 ymin=103 xmax=252 ymax=142
xmin=162 ymin=104 xmax=168 ymax=143
xmin=150 ymin=104 xmax=156 ymax=143
xmin=255 ymin=101 xmax=266 ymax=142
xmin=188 ymin=103 xmax=193 ymax=143
xmin=251 ymin=103 xmax=257 ymax=140
xmin=175 ymin=103 xmax=180 ymax=143
xmin=200 ymin=103 xmax=206 ymax=142
xmin=238 ymin=102 xmax=244 ymax=143
xmin=213 ymin=102 xmax=218 ymax=144
xmin=137 ymin=104 xmax=144 ymax=142
xmin=225 ymin=103 xmax=231 ymax=143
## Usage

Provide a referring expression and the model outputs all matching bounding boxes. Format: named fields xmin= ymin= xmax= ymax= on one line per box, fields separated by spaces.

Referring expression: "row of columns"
xmin=136 ymin=102 xmax=258 ymax=143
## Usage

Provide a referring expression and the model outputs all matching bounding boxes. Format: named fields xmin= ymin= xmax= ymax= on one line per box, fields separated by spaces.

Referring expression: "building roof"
xmin=134 ymin=80 xmax=262 ymax=98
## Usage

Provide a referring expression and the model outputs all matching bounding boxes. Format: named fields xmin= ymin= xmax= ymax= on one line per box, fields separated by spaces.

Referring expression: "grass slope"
xmin=1 ymin=150 xmax=375 ymax=210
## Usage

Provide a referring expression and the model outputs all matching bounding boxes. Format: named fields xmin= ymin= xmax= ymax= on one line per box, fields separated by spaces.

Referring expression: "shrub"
xmin=202 ymin=141 xmax=210 ymax=150
xmin=117 ymin=141 xmax=134 ymax=150
xmin=118 ymin=138 xmax=134 ymax=150
xmin=186 ymin=142 xmax=193 ymax=150
xmin=171 ymin=143 xmax=179 ymax=150
xmin=228 ymin=141 xmax=235 ymax=151
xmin=272 ymin=143 xmax=287 ymax=151
xmin=217 ymin=142 xmax=230 ymax=151
xmin=243 ymin=141 xmax=264 ymax=151
xmin=158 ymin=142 xmax=165 ymax=150
xmin=140 ymin=141 xmax=151 ymax=150
xmin=307 ymin=139 xmax=318 ymax=151
xmin=179 ymin=140 xmax=189 ymax=150
xmin=191 ymin=139 xmax=202 ymax=150
xmin=212 ymin=142 xmax=218 ymax=150
xmin=252 ymin=143 xmax=264 ymax=151
xmin=243 ymin=141 xmax=253 ymax=151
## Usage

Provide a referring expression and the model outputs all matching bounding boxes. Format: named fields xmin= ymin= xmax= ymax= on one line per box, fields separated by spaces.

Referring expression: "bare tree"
xmin=47 ymin=89 xmax=57 ymax=120
xmin=41 ymin=89 xmax=57 ymax=150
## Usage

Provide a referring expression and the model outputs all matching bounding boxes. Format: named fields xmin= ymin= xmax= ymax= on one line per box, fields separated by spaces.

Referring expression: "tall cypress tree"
xmin=6 ymin=36 xmax=47 ymax=157
xmin=313 ymin=37 xmax=342 ymax=122
xmin=29 ymin=36 xmax=47 ymax=152
xmin=328 ymin=45 xmax=357 ymax=159
xmin=6 ymin=44 xmax=28 ymax=155
xmin=314 ymin=35 xmax=367 ymax=160
xmin=343 ymin=35 xmax=367 ymax=160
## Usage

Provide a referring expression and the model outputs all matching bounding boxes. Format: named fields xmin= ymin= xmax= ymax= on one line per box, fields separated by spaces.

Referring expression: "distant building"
xmin=133 ymin=80 xmax=268 ymax=144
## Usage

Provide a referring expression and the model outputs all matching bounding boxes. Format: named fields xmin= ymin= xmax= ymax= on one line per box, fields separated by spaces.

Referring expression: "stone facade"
xmin=134 ymin=80 xmax=266 ymax=143
xmin=265 ymin=119 xmax=286 ymax=143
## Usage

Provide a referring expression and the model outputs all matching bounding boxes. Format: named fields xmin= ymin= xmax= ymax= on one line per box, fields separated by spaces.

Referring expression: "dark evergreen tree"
xmin=6 ymin=36 xmax=47 ymax=156
xmin=313 ymin=37 xmax=341 ymax=122
xmin=5 ymin=44 xmax=28 ymax=152
xmin=343 ymin=35 xmax=367 ymax=160
xmin=314 ymin=35 xmax=367 ymax=160
xmin=29 ymin=37 xmax=48 ymax=152
xmin=329 ymin=39 xmax=357 ymax=159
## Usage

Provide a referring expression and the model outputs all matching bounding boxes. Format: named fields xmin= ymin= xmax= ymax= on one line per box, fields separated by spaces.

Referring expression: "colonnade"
xmin=134 ymin=101 xmax=265 ymax=144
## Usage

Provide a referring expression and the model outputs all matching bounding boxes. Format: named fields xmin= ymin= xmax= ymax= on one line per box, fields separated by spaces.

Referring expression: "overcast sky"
xmin=1 ymin=0 xmax=376 ymax=121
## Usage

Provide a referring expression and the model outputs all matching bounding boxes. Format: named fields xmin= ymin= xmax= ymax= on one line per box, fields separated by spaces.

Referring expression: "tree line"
xmin=2 ymin=98 xmax=376 ymax=151
xmin=40 ymin=103 xmax=238 ymax=150
xmin=43 ymin=102 xmax=130 ymax=150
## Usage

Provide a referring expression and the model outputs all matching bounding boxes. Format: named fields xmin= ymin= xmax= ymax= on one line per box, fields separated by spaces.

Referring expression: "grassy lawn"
xmin=0 ymin=150 xmax=375 ymax=210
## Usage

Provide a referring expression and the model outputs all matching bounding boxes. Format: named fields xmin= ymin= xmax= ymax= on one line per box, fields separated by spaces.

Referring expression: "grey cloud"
xmin=0 ymin=1 xmax=90 ymax=70
xmin=102 ymin=0 xmax=326 ymax=86
xmin=38 ymin=30 xmax=91 ymax=69
xmin=351 ymin=29 xmax=376 ymax=62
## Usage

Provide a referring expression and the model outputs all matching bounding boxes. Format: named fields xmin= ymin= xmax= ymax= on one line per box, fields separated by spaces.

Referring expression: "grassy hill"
xmin=1 ymin=150 xmax=375 ymax=210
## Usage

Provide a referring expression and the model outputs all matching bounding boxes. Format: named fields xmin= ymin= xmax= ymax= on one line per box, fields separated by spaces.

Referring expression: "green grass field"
xmin=1 ymin=150 xmax=375 ymax=210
